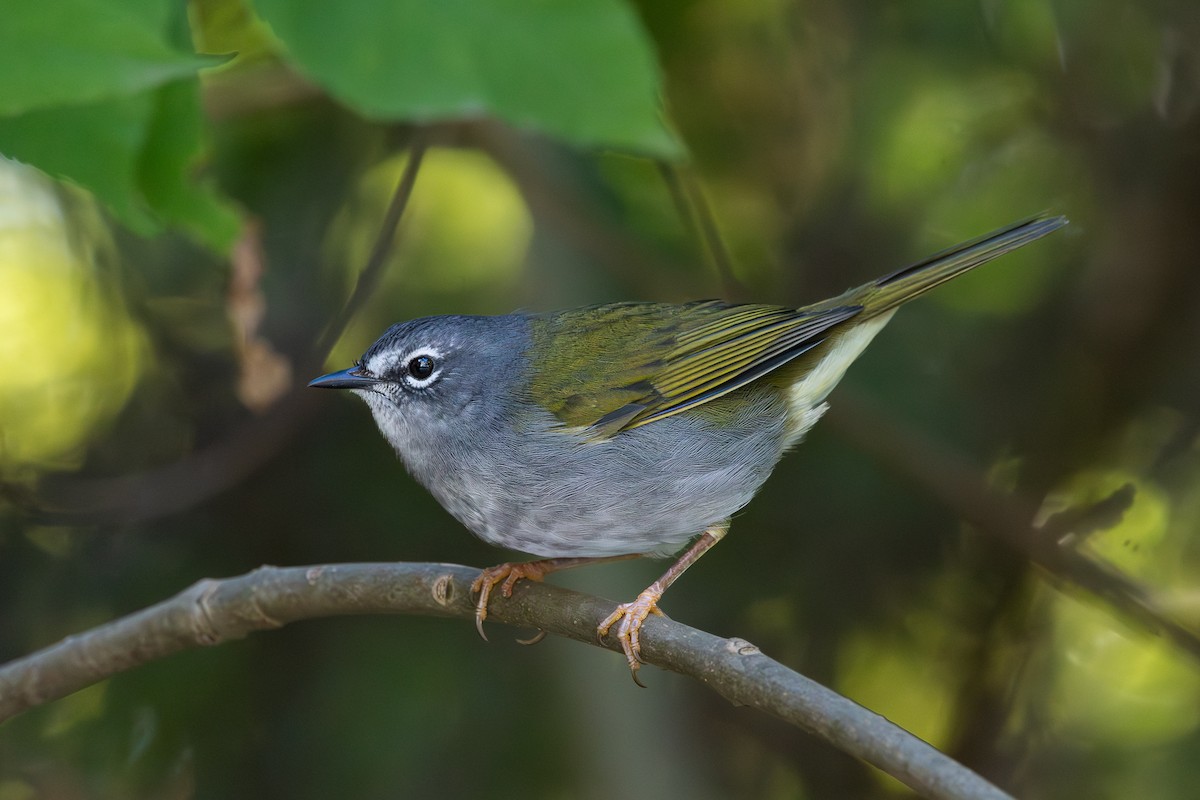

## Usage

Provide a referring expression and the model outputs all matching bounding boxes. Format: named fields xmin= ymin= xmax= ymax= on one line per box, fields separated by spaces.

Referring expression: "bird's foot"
xmin=597 ymin=587 xmax=666 ymax=687
xmin=470 ymin=559 xmax=562 ymax=641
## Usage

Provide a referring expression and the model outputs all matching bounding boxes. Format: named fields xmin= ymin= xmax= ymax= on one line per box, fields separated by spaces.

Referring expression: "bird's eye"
xmin=397 ymin=348 xmax=442 ymax=388
xmin=407 ymin=355 xmax=435 ymax=380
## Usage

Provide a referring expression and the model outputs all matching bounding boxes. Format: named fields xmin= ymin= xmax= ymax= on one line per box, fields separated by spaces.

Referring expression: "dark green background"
xmin=2 ymin=0 xmax=1199 ymax=797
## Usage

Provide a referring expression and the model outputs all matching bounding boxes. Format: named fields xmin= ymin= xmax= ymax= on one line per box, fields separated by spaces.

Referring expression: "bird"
xmin=310 ymin=214 xmax=1067 ymax=683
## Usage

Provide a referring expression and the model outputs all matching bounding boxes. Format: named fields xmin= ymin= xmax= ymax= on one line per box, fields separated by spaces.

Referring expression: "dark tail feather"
xmin=865 ymin=214 xmax=1068 ymax=316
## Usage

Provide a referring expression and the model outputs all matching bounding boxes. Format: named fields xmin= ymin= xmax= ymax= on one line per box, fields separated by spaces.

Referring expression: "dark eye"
xmin=407 ymin=355 xmax=435 ymax=380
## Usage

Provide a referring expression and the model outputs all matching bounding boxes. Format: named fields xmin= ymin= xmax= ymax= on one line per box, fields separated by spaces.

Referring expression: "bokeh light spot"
xmin=0 ymin=160 xmax=145 ymax=477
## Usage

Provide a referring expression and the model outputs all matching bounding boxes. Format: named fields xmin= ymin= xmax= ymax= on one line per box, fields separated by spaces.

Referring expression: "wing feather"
xmin=527 ymin=301 xmax=862 ymax=438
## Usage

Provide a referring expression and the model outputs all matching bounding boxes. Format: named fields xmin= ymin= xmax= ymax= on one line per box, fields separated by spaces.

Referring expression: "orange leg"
xmin=597 ymin=521 xmax=729 ymax=686
xmin=471 ymin=554 xmax=641 ymax=640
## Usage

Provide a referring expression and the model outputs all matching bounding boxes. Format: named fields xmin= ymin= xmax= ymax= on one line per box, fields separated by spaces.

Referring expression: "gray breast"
xmin=428 ymin=383 xmax=792 ymax=558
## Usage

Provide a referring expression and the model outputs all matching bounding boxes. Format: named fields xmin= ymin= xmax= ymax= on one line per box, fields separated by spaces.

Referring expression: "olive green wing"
xmin=527 ymin=300 xmax=861 ymax=438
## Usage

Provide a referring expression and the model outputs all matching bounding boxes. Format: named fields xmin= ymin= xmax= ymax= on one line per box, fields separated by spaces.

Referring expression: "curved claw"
xmin=516 ymin=630 xmax=548 ymax=646
xmin=470 ymin=561 xmax=558 ymax=643
xmin=474 ymin=606 xmax=490 ymax=642
xmin=596 ymin=588 xmax=665 ymax=686
xmin=470 ymin=569 xmax=498 ymax=641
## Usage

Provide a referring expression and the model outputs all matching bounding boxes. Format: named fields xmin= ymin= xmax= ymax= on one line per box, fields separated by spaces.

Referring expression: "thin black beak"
xmin=308 ymin=367 xmax=381 ymax=389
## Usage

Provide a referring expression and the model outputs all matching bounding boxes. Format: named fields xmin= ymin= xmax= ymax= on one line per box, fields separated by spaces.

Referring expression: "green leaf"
xmin=0 ymin=0 xmax=239 ymax=250
xmin=0 ymin=95 xmax=159 ymax=234
xmin=138 ymin=80 xmax=243 ymax=251
xmin=0 ymin=0 xmax=214 ymax=115
xmin=192 ymin=0 xmax=283 ymax=65
xmin=0 ymin=81 xmax=241 ymax=250
xmin=252 ymin=0 xmax=680 ymax=157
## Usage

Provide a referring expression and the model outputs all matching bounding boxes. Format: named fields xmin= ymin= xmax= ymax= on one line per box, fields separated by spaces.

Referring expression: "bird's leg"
xmin=471 ymin=554 xmax=641 ymax=640
xmin=597 ymin=521 xmax=729 ymax=686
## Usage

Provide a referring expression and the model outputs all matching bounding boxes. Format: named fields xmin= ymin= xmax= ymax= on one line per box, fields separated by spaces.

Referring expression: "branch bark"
xmin=0 ymin=562 xmax=1012 ymax=800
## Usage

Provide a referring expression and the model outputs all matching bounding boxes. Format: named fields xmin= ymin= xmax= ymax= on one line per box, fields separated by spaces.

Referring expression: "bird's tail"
xmin=856 ymin=214 xmax=1068 ymax=317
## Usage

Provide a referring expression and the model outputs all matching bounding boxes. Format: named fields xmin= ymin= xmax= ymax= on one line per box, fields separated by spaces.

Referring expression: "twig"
xmin=0 ymin=562 xmax=1013 ymax=800
xmin=315 ymin=135 xmax=427 ymax=359
xmin=24 ymin=392 xmax=315 ymax=523
xmin=469 ymin=120 xmax=691 ymax=298
xmin=656 ymin=161 xmax=743 ymax=298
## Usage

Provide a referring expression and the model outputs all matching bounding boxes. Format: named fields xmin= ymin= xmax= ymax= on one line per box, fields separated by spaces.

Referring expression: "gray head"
xmin=309 ymin=314 xmax=530 ymax=461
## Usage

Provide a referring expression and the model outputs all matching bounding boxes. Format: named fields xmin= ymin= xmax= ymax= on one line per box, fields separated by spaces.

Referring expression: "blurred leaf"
xmin=42 ymin=682 xmax=109 ymax=737
xmin=0 ymin=162 xmax=147 ymax=475
xmin=327 ymin=147 xmax=532 ymax=367
xmin=23 ymin=526 xmax=77 ymax=558
xmin=138 ymin=80 xmax=242 ymax=250
xmin=0 ymin=95 xmax=159 ymax=234
xmin=1047 ymin=592 xmax=1200 ymax=745
xmin=0 ymin=81 xmax=240 ymax=250
xmin=0 ymin=780 xmax=36 ymax=800
xmin=836 ymin=612 xmax=961 ymax=752
xmin=191 ymin=0 xmax=283 ymax=65
xmin=0 ymin=0 xmax=213 ymax=116
xmin=252 ymin=0 xmax=680 ymax=156
xmin=983 ymin=0 xmax=1065 ymax=71
xmin=1056 ymin=1 xmax=1161 ymax=121
xmin=866 ymin=68 xmax=1039 ymax=213
xmin=0 ymin=2 xmax=238 ymax=249
xmin=1061 ymin=471 xmax=1169 ymax=578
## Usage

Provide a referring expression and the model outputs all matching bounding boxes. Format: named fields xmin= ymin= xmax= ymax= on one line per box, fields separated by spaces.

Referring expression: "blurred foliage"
xmin=3 ymin=0 xmax=1200 ymax=798
xmin=0 ymin=164 xmax=146 ymax=478
xmin=0 ymin=1 xmax=239 ymax=249
xmin=249 ymin=0 xmax=679 ymax=156
xmin=325 ymin=148 xmax=534 ymax=369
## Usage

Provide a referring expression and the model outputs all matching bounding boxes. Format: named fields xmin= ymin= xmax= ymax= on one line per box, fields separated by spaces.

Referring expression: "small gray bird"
xmin=311 ymin=214 xmax=1066 ymax=681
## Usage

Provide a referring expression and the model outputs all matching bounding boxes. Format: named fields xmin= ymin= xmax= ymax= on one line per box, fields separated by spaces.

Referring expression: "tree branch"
xmin=0 ymin=562 xmax=1012 ymax=800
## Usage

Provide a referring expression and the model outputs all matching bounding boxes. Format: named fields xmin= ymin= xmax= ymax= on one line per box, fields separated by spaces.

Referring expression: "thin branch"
xmin=0 ymin=562 xmax=1012 ymax=800
xmin=18 ymin=392 xmax=317 ymax=523
xmin=315 ymin=135 xmax=427 ymax=359
xmin=656 ymin=161 xmax=743 ymax=298
xmin=468 ymin=120 xmax=692 ymax=298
